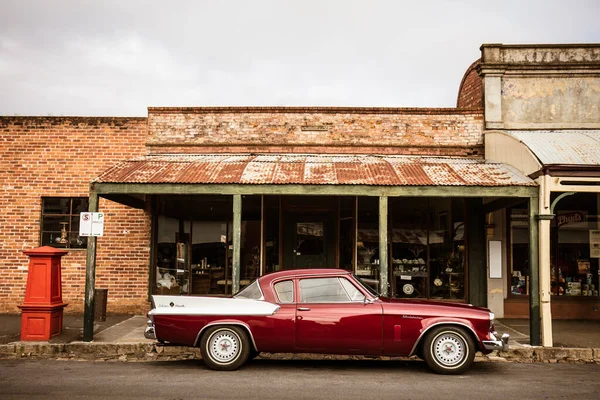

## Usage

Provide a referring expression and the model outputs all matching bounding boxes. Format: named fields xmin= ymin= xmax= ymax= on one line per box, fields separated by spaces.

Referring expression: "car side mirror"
xmin=363 ymin=297 xmax=375 ymax=305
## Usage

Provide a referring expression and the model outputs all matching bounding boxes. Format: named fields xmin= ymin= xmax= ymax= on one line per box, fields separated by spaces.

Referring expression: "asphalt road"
xmin=1 ymin=359 xmax=599 ymax=400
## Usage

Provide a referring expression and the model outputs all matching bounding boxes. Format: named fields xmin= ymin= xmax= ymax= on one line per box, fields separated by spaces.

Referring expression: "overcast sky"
xmin=1 ymin=0 xmax=599 ymax=116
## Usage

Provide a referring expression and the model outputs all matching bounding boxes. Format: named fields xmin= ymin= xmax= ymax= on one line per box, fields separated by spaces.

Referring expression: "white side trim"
xmin=149 ymin=295 xmax=280 ymax=316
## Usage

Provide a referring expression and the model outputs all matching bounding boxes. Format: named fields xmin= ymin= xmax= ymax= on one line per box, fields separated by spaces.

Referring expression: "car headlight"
xmin=489 ymin=312 xmax=495 ymax=330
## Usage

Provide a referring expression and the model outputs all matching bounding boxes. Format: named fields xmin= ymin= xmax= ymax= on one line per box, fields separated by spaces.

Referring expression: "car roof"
xmin=258 ymin=268 xmax=351 ymax=284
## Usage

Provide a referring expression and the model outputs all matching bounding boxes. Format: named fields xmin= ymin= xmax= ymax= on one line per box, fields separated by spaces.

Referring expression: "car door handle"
xmin=297 ymin=307 xmax=311 ymax=311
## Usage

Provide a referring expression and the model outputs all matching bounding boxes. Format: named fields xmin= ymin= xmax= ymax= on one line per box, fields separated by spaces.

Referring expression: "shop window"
xmin=339 ymin=196 xmax=355 ymax=271
xmin=40 ymin=197 xmax=88 ymax=249
xmin=156 ymin=195 xmax=232 ymax=296
xmin=550 ymin=193 xmax=599 ymax=297
xmin=263 ymin=196 xmax=280 ymax=274
xmin=509 ymin=193 xmax=600 ymax=298
xmin=389 ymin=198 xmax=466 ymax=300
xmin=509 ymin=208 xmax=529 ymax=295
xmin=356 ymin=197 xmax=380 ymax=279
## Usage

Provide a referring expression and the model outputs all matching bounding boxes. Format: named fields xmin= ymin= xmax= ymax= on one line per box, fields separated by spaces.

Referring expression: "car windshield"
xmin=352 ymin=274 xmax=380 ymax=298
xmin=233 ymin=280 xmax=264 ymax=300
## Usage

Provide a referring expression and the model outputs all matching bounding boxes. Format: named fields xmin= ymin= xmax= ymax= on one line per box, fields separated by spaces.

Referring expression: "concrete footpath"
xmin=1 ymin=315 xmax=599 ymax=364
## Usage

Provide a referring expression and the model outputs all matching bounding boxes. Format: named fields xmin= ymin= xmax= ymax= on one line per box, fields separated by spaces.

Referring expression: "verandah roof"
xmin=93 ymin=154 xmax=535 ymax=187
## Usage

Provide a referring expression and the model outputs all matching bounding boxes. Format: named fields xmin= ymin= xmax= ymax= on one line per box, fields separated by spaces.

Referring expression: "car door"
xmin=295 ymin=276 xmax=383 ymax=355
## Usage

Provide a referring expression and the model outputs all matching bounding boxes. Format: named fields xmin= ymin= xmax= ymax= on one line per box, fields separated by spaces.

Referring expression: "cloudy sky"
xmin=1 ymin=0 xmax=599 ymax=116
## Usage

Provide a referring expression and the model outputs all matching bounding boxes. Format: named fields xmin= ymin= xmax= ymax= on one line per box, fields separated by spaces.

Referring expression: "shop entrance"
xmin=282 ymin=196 xmax=336 ymax=270
xmin=283 ymin=213 xmax=334 ymax=269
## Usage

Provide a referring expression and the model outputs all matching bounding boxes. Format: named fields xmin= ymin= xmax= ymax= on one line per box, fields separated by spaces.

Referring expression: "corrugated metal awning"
xmin=93 ymin=154 xmax=535 ymax=187
xmin=505 ymin=130 xmax=600 ymax=165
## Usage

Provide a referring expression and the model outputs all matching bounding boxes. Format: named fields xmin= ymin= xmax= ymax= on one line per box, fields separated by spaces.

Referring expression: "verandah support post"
xmin=529 ymin=195 xmax=541 ymax=346
xmin=537 ymin=175 xmax=554 ymax=347
xmin=83 ymin=189 xmax=99 ymax=342
xmin=379 ymin=196 xmax=389 ymax=296
xmin=232 ymin=194 xmax=242 ymax=294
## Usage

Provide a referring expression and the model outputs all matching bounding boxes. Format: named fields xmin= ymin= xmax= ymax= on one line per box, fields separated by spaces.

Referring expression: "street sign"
xmin=79 ymin=212 xmax=104 ymax=237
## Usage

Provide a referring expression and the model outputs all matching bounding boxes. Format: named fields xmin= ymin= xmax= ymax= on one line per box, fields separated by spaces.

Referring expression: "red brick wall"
xmin=147 ymin=107 xmax=485 ymax=157
xmin=457 ymin=60 xmax=483 ymax=109
xmin=0 ymin=117 xmax=149 ymax=314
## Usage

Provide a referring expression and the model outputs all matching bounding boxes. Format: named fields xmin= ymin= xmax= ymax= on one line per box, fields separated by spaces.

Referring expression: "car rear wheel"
xmin=422 ymin=326 xmax=475 ymax=375
xmin=200 ymin=326 xmax=250 ymax=371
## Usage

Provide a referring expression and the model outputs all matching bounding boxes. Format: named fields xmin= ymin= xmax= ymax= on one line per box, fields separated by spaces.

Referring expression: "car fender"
xmin=194 ymin=320 xmax=259 ymax=351
xmin=408 ymin=317 xmax=480 ymax=357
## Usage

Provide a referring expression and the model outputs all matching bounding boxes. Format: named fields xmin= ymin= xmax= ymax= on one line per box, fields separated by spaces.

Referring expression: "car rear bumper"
xmin=144 ymin=318 xmax=156 ymax=340
xmin=482 ymin=331 xmax=509 ymax=351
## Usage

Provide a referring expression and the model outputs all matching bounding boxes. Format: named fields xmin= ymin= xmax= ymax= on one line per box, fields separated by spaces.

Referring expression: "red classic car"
xmin=145 ymin=268 xmax=508 ymax=374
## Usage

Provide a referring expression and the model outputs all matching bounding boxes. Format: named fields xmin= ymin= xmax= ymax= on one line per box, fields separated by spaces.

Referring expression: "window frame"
xmin=40 ymin=196 xmax=89 ymax=250
xmin=298 ymin=276 xmax=365 ymax=304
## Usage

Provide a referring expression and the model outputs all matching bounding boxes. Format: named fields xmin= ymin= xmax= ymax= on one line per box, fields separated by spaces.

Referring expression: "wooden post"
xmin=379 ymin=196 xmax=389 ymax=296
xmin=83 ymin=189 xmax=98 ymax=342
xmin=232 ymin=195 xmax=242 ymax=294
xmin=529 ymin=195 xmax=541 ymax=346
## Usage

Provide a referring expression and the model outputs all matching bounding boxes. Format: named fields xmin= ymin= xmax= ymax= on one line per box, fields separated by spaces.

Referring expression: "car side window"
xmin=299 ymin=277 xmax=351 ymax=303
xmin=340 ymin=278 xmax=366 ymax=302
xmin=274 ymin=280 xmax=294 ymax=303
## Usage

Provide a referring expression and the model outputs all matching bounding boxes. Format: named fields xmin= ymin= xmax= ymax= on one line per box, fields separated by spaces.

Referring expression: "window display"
xmin=40 ymin=197 xmax=88 ymax=249
xmin=509 ymin=193 xmax=600 ymax=298
xmin=389 ymin=198 xmax=466 ymax=300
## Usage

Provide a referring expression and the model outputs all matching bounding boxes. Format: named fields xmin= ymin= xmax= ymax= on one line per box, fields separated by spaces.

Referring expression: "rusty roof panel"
xmin=93 ymin=154 xmax=536 ymax=187
xmin=272 ymin=162 xmax=305 ymax=184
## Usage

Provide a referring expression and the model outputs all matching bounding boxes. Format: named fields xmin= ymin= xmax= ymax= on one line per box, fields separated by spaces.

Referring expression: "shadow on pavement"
xmin=0 ymin=314 xmax=132 ymax=344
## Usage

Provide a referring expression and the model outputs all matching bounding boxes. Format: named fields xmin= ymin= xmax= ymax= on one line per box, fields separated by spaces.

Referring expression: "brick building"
xmin=1 ymin=43 xmax=599 ymax=347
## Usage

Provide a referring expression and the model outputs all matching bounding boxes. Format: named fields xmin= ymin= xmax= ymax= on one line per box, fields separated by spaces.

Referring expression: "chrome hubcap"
xmin=209 ymin=330 xmax=240 ymax=364
xmin=433 ymin=332 xmax=466 ymax=367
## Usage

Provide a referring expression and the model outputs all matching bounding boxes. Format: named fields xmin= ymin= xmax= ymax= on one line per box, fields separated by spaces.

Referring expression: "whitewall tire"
xmin=200 ymin=326 xmax=250 ymax=371
xmin=422 ymin=326 xmax=475 ymax=375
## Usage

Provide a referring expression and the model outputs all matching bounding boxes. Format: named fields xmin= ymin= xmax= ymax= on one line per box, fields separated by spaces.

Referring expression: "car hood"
xmin=379 ymin=296 xmax=490 ymax=314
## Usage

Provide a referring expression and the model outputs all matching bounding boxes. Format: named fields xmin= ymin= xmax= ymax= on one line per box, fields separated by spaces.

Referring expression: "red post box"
xmin=18 ymin=246 xmax=68 ymax=341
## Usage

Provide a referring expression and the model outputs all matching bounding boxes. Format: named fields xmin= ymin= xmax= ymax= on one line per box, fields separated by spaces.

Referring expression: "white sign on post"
xmin=80 ymin=212 xmax=105 ymax=237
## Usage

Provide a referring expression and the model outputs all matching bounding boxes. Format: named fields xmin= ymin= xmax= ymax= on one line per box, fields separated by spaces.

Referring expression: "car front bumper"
xmin=482 ymin=331 xmax=509 ymax=351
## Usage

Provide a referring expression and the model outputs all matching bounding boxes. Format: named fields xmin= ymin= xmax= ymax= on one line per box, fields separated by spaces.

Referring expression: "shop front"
xmin=151 ymin=194 xmax=470 ymax=301
xmin=82 ymin=154 xmax=537 ymax=340
xmin=486 ymin=129 xmax=600 ymax=345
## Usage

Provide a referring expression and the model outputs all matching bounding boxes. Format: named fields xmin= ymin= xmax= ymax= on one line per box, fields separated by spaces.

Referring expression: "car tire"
xmin=422 ymin=326 xmax=475 ymax=375
xmin=200 ymin=326 xmax=251 ymax=371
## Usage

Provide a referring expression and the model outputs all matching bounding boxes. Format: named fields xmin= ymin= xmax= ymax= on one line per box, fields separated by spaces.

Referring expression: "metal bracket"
xmin=537 ymin=214 xmax=555 ymax=221
xmin=550 ymin=192 xmax=575 ymax=214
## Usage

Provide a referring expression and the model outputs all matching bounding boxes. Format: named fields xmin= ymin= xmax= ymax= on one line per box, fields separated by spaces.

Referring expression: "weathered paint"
xmin=232 ymin=195 xmax=242 ymax=294
xmin=479 ymin=44 xmax=600 ymax=130
xmin=92 ymin=182 xmax=538 ymax=198
xmin=379 ymin=196 xmax=388 ymax=296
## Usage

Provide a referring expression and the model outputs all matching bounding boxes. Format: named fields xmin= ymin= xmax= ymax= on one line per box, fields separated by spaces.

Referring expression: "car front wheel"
xmin=200 ymin=326 xmax=250 ymax=371
xmin=422 ymin=326 xmax=475 ymax=375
